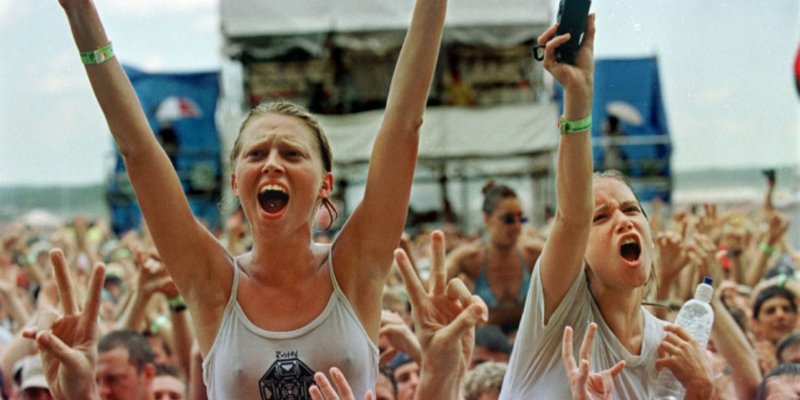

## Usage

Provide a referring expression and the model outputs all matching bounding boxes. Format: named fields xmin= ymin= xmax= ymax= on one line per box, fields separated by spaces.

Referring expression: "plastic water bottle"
xmin=653 ymin=276 xmax=715 ymax=400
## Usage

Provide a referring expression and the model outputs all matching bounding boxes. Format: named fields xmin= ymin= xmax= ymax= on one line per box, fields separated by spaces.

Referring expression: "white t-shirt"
xmin=500 ymin=259 xmax=668 ymax=399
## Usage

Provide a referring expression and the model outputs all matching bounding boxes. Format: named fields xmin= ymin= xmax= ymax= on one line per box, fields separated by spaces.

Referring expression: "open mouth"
xmin=258 ymin=184 xmax=289 ymax=215
xmin=620 ymin=238 xmax=641 ymax=262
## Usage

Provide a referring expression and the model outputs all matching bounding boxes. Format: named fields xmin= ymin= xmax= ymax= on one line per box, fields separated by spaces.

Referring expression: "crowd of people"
xmin=2 ymin=0 xmax=799 ymax=399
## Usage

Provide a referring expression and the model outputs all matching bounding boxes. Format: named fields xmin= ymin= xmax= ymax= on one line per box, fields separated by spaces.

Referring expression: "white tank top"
xmin=202 ymin=247 xmax=379 ymax=399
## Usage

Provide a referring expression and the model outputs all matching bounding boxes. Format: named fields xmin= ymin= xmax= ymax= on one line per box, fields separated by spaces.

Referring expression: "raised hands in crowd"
xmin=22 ymin=249 xmax=104 ymax=400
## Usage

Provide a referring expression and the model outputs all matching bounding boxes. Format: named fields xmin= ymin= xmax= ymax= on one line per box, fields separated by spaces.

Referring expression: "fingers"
xmin=537 ymin=22 xmax=561 ymax=46
xmin=395 ymin=249 xmax=426 ymax=308
xmin=562 ymin=325 xmax=577 ymax=371
xmin=608 ymin=360 xmax=626 ymax=378
xmin=81 ymin=263 xmax=106 ymax=331
xmin=364 ymin=391 xmax=375 ymax=400
xmin=34 ymin=330 xmax=79 ymax=369
xmin=330 ymin=368 xmax=354 ymax=399
xmin=438 ymin=301 xmax=486 ymax=343
xmin=312 ymin=372 xmax=339 ymax=400
xmin=663 ymin=324 xmax=694 ymax=343
xmin=309 ymin=369 xmax=354 ymax=400
xmin=579 ymin=322 xmax=597 ymax=362
xmin=430 ymin=230 xmax=447 ymax=294
xmin=580 ymin=14 xmax=597 ymax=53
xmin=543 ymin=32 xmax=572 ymax=67
xmin=445 ymin=278 xmax=472 ymax=307
xmin=50 ymin=249 xmax=77 ymax=316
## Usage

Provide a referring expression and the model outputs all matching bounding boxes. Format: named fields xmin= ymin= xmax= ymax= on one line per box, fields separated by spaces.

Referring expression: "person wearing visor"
xmin=447 ymin=181 xmax=542 ymax=332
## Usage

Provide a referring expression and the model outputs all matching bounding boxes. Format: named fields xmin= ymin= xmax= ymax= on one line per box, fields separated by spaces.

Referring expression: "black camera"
xmin=554 ymin=0 xmax=592 ymax=64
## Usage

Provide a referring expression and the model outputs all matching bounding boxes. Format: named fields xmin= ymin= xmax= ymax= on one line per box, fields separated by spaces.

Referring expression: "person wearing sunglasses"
xmin=446 ymin=181 xmax=543 ymax=333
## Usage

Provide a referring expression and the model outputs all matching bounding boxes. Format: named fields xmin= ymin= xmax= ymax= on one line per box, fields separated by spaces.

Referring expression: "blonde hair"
xmin=229 ymin=101 xmax=338 ymax=227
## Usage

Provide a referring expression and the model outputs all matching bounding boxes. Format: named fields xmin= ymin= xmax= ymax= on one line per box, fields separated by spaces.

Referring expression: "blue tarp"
xmin=557 ymin=57 xmax=671 ymax=202
xmin=107 ymin=66 xmax=222 ymax=234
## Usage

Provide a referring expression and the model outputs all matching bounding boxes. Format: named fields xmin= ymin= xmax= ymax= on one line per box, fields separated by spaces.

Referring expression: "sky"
xmin=0 ymin=0 xmax=798 ymax=186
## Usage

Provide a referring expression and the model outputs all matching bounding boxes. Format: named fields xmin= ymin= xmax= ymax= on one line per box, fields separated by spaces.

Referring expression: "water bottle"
xmin=653 ymin=276 xmax=715 ymax=400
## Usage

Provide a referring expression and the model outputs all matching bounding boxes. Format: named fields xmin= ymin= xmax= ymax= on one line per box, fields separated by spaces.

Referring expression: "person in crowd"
xmin=374 ymin=368 xmax=396 ymax=400
xmin=446 ymin=181 xmax=542 ymax=332
xmin=52 ymin=0 xmax=448 ymax=398
xmin=389 ymin=354 xmax=418 ymax=400
xmin=499 ymin=15 xmax=714 ymax=399
xmin=471 ymin=325 xmax=512 ymax=368
xmin=153 ymin=364 xmax=186 ymax=400
xmin=19 ymin=356 xmax=52 ymax=400
xmin=777 ymin=333 xmax=800 ymax=365
xmin=753 ymin=286 xmax=799 ymax=346
xmin=96 ymin=330 xmax=156 ymax=400
xmin=758 ymin=363 xmax=800 ymax=400
xmin=464 ymin=361 xmax=507 ymax=400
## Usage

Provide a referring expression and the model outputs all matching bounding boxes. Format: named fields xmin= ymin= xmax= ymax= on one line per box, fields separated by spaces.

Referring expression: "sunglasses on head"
xmin=500 ymin=214 xmax=528 ymax=225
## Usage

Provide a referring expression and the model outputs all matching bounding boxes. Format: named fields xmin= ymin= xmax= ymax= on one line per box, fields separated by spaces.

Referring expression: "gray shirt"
xmin=500 ymin=259 xmax=667 ymax=399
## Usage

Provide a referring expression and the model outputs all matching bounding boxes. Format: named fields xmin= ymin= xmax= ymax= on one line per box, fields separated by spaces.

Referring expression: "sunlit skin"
xmin=96 ymin=347 xmax=154 ymax=400
xmin=231 ymin=113 xmax=332 ymax=243
xmin=756 ymin=297 xmax=798 ymax=344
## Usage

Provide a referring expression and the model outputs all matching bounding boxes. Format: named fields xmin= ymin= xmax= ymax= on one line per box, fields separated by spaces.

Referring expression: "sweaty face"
xmin=96 ymin=347 xmax=152 ymax=400
xmin=232 ymin=114 xmax=330 ymax=231
xmin=585 ymin=178 xmax=653 ymax=290
xmin=485 ymin=197 xmax=525 ymax=249
xmin=757 ymin=297 xmax=798 ymax=344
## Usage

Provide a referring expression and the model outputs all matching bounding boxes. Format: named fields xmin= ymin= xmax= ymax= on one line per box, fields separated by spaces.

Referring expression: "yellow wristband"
xmin=558 ymin=115 xmax=592 ymax=135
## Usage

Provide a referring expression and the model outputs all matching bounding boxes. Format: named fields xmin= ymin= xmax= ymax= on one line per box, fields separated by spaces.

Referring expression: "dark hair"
xmin=753 ymin=285 xmax=798 ymax=319
xmin=758 ymin=363 xmax=800 ymax=400
xmin=777 ymin=333 xmax=800 ymax=364
xmin=481 ymin=181 xmax=518 ymax=216
xmin=98 ymin=330 xmax=155 ymax=373
xmin=154 ymin=363 xmax=181 ymax=379
xmin=378 ymin=366 xmax=397 ymax=396
xmin=229 ymin=100 xmax=338 ymax=228
xmin=475 ymin=325 xmax=513 ymax=355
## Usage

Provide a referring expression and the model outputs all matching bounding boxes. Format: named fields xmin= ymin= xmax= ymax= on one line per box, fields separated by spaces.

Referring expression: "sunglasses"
xmin=500 ymin=214 xmax=528 ymax=225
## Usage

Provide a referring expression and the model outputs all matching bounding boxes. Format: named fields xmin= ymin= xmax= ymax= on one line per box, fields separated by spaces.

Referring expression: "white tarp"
xmin=221 ymin=0 xmax=551 ymax=38
xmin=318 ymin=102 xmax=558 ymax=165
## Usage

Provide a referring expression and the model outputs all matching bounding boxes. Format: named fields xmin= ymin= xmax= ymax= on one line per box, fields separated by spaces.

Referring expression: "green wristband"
xmin=167 ymin=295 xmax=187 ymax=313
xmin=80 ymin=43 xmax=115 ymax=65
xmin=759 ymin=241 xmax=777 ymax=255
xmin=559 ymin=115 xmax=592 ymax=135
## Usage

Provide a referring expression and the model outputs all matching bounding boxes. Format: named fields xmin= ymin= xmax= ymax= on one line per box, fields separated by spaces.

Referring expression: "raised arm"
xmin=56 ymin=1 xmax=227 ymax=322
xmin=537 ymin=15 xmax=597 ymax=320
xmin=334 ymin=0 xmax=448 ymax=329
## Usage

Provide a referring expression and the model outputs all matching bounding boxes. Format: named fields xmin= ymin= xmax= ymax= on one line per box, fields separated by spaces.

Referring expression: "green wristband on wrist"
xmin=80 ymin=43 xmax=115 ymax=65
xmin=558 ymin=115 xmax=592 ymax=135
xmin=167 ymin=295 xmax=187 ymax=313
xmin=759 ymin=241 xmax=777 ymax=255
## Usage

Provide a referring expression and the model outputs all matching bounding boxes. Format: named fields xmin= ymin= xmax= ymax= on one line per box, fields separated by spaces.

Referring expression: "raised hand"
xmin=378 ymin=310 xmax=421 ymax=365
xmin=22 ymin=249 xmax=104 ymax=400
xmin=395 ymin=230 xmax=488 ymax=400
xmin=537 ymin=14 xmax=596 ymax=96
xmin=562 ymin=323 xmax=625 ymax=400
xmin=308 ymin=367 xmax=375 ymax=400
